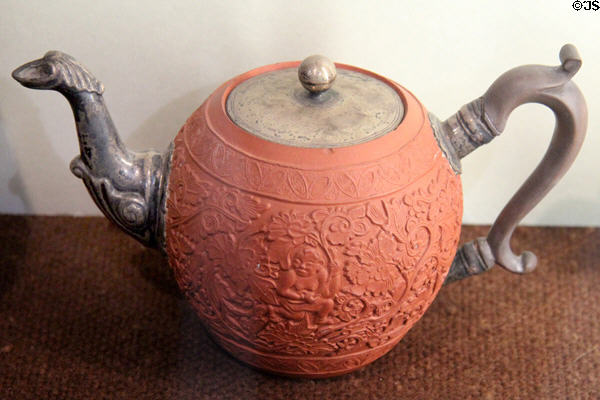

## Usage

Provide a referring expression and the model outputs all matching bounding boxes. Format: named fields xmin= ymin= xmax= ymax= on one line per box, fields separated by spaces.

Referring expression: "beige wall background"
xmin=1 ymin=0 xmax=598 ymax=225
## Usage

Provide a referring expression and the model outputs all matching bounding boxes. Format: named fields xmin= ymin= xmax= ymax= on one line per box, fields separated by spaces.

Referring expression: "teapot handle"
xmin=443 ymin=44 xmax=587 ymax=283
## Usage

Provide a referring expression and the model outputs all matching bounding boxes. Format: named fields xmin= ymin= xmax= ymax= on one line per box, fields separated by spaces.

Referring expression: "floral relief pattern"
xmin=165 ymin=110 xmax=463 ymax=376
xmin=180 ymin=109 xmax=437 ymax=204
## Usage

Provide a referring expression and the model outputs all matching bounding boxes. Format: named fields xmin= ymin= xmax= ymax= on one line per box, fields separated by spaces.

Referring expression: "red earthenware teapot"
xmin=12 ymin=45 xmax=587 ymax=377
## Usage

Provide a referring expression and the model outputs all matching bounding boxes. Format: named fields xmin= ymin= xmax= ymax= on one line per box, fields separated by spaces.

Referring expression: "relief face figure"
xmin=276 ymin=245 xmax=340 ymax=327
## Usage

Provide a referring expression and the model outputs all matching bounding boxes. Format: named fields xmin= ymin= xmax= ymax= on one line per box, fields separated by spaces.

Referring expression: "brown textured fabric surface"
xmin=0 ymin=215 xmax=598 ymax=399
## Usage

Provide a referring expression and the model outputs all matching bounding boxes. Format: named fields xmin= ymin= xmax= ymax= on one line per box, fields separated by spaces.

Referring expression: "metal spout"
xmin=13 ymin=51 xmax=170 ymax=249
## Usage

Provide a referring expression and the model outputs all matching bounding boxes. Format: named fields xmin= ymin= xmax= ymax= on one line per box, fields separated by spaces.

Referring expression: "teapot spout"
xmin=13 ymin=51 xmax=170 ymax=249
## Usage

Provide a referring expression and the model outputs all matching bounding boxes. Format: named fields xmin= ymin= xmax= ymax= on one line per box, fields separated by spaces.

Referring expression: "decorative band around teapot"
xmin=175 ymin=75 xmax=443 ymax=205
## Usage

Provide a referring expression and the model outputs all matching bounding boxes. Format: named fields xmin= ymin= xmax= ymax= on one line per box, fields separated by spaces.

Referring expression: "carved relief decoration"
xmin=165 ymin=106 xmax=463 ymax=377
xmin=181 ymin=110 xmax=438 ymax=204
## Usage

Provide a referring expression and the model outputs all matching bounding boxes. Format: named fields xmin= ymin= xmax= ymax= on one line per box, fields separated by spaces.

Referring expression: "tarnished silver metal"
xmin=444 ymin=44 xmax=587 ymax=283
xmin=429 ymin=96 xmax=501 ymax=175
xmin=12 ymin=51 xmax=170 ymax=250
xmin=298 ymin=55 xmax=337 ymax=93
xmin=428 ymin=113 xmax=461 ymax=174
xmin=441 ymin=97 xmax=499 ymax=162
xmin=445 ymin=238 xmax=495 ymax=283
xmin=226 ymin=67 xmax=404 ymax=148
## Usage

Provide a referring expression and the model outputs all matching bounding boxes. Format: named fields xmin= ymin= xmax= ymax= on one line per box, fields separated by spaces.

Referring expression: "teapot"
xmin=12 ymin=45 xmax=587 ymax=378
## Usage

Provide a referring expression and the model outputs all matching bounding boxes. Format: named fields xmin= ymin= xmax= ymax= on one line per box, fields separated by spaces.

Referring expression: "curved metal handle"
xmin=444 ymin=44 xmax=588 ymax=283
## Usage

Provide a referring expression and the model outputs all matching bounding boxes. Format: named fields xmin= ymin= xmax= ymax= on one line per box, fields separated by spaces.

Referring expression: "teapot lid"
xmin=226 ymin=55 xmax=404 ymax=148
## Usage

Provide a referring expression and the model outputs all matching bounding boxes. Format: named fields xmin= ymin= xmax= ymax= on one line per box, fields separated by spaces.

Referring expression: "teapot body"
xmin=165 ymin=62 xmax=463 ymax=377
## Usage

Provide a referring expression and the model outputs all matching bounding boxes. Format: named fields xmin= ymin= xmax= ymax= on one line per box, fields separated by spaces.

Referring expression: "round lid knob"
xmin=298 ymin=55 xmax=336 ymax=94
xmin=226 ymin=57 xmax=404 ymax=148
